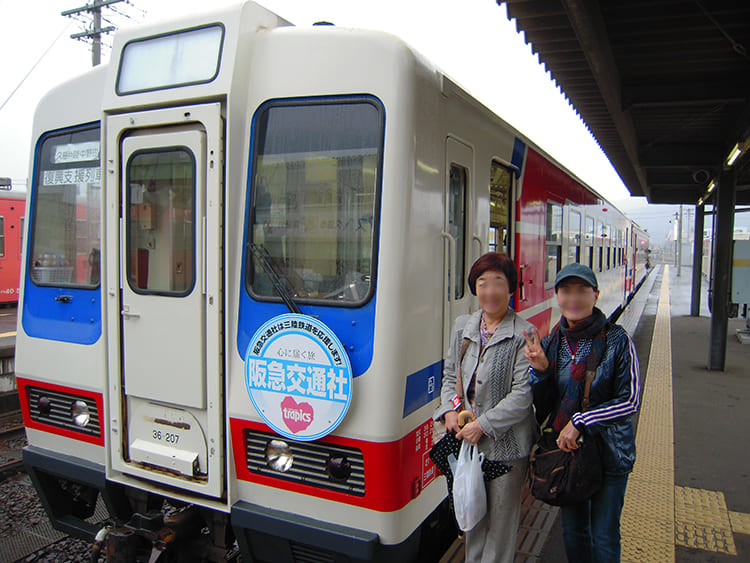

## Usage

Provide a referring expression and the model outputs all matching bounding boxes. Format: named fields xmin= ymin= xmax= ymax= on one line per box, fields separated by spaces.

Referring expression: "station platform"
xmin=531 ymin=264 xmax=750 ymax=562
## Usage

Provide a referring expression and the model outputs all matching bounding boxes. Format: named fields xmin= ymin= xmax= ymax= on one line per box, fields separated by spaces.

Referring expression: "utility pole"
xmin=62 ymin=0 xmax=126 ymax=67
xmin=678 ymin=204 xmax=684 ymax=277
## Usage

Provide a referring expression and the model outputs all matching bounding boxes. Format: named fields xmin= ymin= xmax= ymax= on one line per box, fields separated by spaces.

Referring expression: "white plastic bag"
xmin=452 ymin=440 xmax=487 ymax=532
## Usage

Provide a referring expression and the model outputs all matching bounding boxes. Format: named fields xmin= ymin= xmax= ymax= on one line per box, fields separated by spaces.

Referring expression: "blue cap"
xmin=554 ymin=263 xmax=598 ymax=291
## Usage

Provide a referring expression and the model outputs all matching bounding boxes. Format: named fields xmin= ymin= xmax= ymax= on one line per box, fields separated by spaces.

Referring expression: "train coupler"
xmin=103 ymin=505 xmax=205 ymax=562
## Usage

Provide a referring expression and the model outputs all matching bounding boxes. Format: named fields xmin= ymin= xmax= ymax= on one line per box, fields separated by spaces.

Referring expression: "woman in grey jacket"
xmin=434 ymin=252 xmax=538 ymax=563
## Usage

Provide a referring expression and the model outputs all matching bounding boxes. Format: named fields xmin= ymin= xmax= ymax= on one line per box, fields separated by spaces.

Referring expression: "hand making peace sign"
xmin=522 ymin=327 xmax=549 ymax=371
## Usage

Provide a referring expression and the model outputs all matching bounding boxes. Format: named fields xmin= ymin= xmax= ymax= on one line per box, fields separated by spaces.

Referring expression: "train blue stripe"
xmin=511 ymin=137 xmax=526 ymax=173
xmin=402 ymin=361 xmax=442 ymax=418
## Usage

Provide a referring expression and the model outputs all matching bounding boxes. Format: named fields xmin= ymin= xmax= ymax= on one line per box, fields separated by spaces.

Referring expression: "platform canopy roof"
xmin=498 ymin=0 xmax=750 ymax=204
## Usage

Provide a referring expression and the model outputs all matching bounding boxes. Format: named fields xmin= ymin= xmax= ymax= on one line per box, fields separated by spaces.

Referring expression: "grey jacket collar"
xmin=462 ymin=307 xmax=518 ymax=345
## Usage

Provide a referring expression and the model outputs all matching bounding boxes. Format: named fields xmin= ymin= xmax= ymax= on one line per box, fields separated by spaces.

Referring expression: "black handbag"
xmin=529 ymin=370 xmax=603 ymax=506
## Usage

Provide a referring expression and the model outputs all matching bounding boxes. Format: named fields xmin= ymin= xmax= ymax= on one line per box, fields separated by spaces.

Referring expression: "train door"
xmin=105 ymin=103 xmax=224 ymax=498
xmin=442 ymin=137 xmax=473 ymax=354
xmin=585 ymin=215 xmax=595 ymax=271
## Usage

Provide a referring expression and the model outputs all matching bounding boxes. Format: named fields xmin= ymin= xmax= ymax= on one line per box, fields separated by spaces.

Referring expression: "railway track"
xmin=0 ymin=411 xmax=26 ymax=479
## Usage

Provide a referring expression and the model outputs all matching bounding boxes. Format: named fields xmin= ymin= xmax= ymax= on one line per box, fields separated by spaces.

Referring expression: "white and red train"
xmin=17 ymin=3 xmax=649 ymax=561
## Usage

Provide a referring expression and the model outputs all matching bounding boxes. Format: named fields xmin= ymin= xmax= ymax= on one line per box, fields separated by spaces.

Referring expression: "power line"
xmin=0 ymin=23 xmax=72 ymax=115
xmin=62 ymin=0 xmax=138 ymax=66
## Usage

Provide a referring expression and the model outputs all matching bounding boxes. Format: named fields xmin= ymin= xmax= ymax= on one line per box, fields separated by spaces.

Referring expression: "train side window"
xmin=248 ymin=99 xmax=383 ymax=305
xmin=489 ymin=161 xmax=511 ymax=254
xmin=448 ymin=164 xmax=467 ymax=300
xmin=545 ymin=201 xmax=563 ymax=288
xmin=29 ymin=125 xmax=100 ymax=287
xmin=0 ymin=216 xmax=4 ymax=257
xmin=585 ymin=216 xmax=595 ymax=269
xmin=568 ymin=210 xmax=581 ymax=265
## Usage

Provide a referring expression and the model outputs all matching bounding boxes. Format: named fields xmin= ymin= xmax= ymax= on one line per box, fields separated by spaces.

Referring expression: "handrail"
xmin=472 ymin=234 xmax=483 ymax=259
xmin=441 ymin=231 xmax=457 ymax=351
xmin=441 ymin=231 xmax=457 ymax=303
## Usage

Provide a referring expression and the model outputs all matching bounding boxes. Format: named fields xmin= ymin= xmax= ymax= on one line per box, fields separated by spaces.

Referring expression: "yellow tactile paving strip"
xmin=729 ymin=511 xmax=750 ymax=535
xmin=675 ymin=486 xmax=737 ymax=554
xmin=621 ymin=266 xmax=750 ymax=561
xmin=622 ymin=267 xmax=675 ymax=562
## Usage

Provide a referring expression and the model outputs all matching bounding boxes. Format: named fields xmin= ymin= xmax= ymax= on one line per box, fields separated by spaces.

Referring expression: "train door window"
xmin=30 ymin=126 xmax=101 ymax=287
xmin=585 ymin=216 xmax=595 ymax=269
xmin=19 ymin=217 xmax=24 ymax=257
xmin=489 ymin=161 xmax=511 ymax=254
xmin=248 ymin=99 xmax=383 ymax=305
xmin=448 ymin=164 xmax=467 ymax=299
xmin=568 ymin=210 xmax=581 ymax=265
xmin=545 ymin=202 xmax=563 ymax=288
xmin=0 ymin=217 xmax=4 ymax=257
xmin=126 ymin=148 xmax=196 ymax=295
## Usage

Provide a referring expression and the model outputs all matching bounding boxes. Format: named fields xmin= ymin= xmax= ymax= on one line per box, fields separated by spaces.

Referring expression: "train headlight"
xmin=72 ymin=400 xmax=90 ymax=427
xmin=326 ymin=454 xmax=352 ymax=482
xmin=38 ymin=396 xmax=52 ymax=415
xmin=265 ymin=440 xmax=293 ymax=472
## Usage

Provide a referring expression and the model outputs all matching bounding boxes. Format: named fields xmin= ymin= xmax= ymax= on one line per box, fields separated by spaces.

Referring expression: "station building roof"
xmin=498 ymin=1 xmax=750 ymax=204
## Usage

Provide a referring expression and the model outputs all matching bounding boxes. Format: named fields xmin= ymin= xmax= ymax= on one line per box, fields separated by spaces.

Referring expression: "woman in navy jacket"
xmin=524 ymin=263 xmax=641 ymax=563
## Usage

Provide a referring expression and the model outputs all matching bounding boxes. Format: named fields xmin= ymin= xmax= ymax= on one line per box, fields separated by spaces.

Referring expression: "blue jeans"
xmin=561 ymin=473 xmax=629 ymax=563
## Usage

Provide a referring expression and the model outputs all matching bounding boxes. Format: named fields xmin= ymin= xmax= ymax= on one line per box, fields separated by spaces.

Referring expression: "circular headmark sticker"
xmin=244 ymin=313 xmax=353 ymax=441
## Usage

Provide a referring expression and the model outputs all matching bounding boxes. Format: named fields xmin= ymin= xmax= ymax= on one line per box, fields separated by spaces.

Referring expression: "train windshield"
xmin=29 ymin=126 xmax=101 ymax=287
xmin=248 ymin=99 xmax=383 ymax=306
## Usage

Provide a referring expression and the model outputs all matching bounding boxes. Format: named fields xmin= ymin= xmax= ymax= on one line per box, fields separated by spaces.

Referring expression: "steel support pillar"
xmin=709 ymin=169 xmax=736 ymax=370
xmin=690 ymin=205 xmax=705 ymax=316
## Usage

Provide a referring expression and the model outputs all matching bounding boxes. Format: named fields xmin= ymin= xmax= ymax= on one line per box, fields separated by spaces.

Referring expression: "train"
xmin=0 ymin=189 xmax=26 ymax=304
xmin=17 ymin=3 xmax=650 ymax=562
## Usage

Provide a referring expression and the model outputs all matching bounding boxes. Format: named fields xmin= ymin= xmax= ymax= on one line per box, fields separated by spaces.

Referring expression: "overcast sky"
xmin=5 ymin=0 xmax=731 ymax=242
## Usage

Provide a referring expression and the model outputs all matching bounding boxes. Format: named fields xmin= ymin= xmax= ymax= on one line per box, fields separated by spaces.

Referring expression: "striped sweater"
xmin=530 ymin=323 xmax=641 ymax=474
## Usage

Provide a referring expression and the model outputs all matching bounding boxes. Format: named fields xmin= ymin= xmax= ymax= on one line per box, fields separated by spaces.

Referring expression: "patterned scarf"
xmin=546 ymin=307 xmax=609 ymax=432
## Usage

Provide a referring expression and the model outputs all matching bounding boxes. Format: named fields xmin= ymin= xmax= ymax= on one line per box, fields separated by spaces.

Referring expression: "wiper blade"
xmin=248 ymin=243 xmax=302 ymax=314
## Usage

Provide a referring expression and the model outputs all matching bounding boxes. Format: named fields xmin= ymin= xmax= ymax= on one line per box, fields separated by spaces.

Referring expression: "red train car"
xmin=0 ymin=189 xmax=26 ymax=304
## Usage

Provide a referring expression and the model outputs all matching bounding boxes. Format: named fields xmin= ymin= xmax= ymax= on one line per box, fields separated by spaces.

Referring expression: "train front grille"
xmin=243 ymin=428 xmax=365 ymax=496
xmin=26 ymin=386 xmax=101 ymax=437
